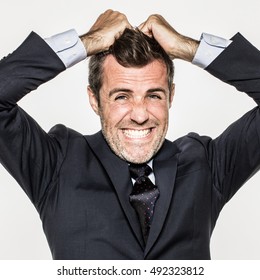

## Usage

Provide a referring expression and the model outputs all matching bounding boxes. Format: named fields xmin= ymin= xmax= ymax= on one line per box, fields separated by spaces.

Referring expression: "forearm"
xmin=0 ymin=32 xmax=65 ymax=109
xmin=206 ymin=33 xmax=260 ymax=105
xmin=187 ymin=31 xmax=260 ymax=105
xmin=167 ymin=33 xmax=199 ymax=62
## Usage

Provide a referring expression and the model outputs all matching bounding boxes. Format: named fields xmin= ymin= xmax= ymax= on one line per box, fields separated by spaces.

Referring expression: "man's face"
xmin=88 ymin=55 xmax=174 ymax=164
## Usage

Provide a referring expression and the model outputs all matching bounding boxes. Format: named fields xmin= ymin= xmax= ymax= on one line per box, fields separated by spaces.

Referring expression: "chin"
xmin=120 ymin=150 xmax=155 ymax=164
xmin=103 ymin=131 xmax=164 ymax=163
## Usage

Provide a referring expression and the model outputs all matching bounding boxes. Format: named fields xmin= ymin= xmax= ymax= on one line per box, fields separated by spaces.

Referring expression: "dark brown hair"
xmin=88 ymin=28 xmax=174 ymax=104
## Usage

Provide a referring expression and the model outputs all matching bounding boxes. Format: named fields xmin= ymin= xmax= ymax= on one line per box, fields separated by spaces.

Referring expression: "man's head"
xmin=88 ymin=28 xmax=175 ymax=163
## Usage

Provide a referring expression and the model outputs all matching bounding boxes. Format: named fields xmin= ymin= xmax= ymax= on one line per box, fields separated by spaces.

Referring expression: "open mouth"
xmin=122 ymin=128 xmax=153 ymax=139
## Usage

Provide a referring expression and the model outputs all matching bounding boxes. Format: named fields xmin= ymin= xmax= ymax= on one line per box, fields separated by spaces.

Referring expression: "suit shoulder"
xmin=174 ymin=132 xmax=212 ymax=150
xmin=173 ymin=133 xmax=213 ymax=171
xmin=48 ymin=124 xmax=86 ymax=151
xmin=47 ymin=124 xmax=95 ymax=167
xmin=48 ymin=124 xmax=83 ymax=138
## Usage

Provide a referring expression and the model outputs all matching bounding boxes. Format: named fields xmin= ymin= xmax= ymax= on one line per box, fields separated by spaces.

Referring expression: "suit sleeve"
xmin=0 ymin=32 xmax=66 ymax=208
xmin=205 ymin=33 xmax=260 ymax=204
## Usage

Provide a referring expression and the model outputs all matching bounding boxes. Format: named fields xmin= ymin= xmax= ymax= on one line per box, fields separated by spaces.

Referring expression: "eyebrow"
xmin=147 ymin=87 xmax=167 ymax=95
xmin=109 ymin=87 xmax=167 ymax=97
xmin=109 ymin=88 xmax=133 ymax=98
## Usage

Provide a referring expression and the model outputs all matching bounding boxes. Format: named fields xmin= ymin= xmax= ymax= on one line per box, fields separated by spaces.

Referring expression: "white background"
xmin=0 ymin=0 xmax=260 ymax=260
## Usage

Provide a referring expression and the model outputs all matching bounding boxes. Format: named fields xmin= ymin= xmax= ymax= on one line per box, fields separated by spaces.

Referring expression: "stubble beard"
xmin=100 ymin=117 xmax=167 ymax=164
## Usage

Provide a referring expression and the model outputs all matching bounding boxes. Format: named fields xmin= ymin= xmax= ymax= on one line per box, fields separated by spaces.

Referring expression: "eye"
xmin=114 ymin=95 xmax=128 ymax=101
xmin=148 ymin=94 xmax=162 ymax=100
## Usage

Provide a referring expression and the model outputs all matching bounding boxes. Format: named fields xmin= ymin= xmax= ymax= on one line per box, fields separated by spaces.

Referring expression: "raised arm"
xmin=0 ymin=10 xmax=131 ymax=206
xmin=140 ymin=14 xmax=260 ymax=206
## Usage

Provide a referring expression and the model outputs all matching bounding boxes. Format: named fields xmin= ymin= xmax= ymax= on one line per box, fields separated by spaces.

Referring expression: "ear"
xmin=87 ymin=86 xmax=100 ymax=115
xmin=169 ymin=83 xmax=175 ymax=108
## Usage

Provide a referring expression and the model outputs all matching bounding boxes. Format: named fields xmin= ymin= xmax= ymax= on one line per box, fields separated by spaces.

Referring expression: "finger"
xmin=124 ymin=19 xmax=133 ymax=30
xmin=127 ymin=22 xmax=133 ymax=29
xmin=137 ymin=22 xmax=145 ymax=30
xmin=138 ymin=21 xmax=153 ymax=38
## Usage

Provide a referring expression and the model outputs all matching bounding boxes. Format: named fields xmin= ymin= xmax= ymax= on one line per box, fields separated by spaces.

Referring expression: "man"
xmin=0 ymin=9 xmax=260 ymax=259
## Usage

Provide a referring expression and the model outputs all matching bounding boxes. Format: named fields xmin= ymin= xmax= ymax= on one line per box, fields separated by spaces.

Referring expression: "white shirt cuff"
xmin=44 ymin=29 xmax=87 ymax=68
xmin=192 ymin=33 xmax=232 ymax=69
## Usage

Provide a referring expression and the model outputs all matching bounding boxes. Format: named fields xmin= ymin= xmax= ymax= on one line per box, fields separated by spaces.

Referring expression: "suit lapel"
xmin=84 ymin=131 xmax=145 ymax=249
xmin=144 ymin=140 xmax=180 ymax=257
xmin=84 ymin=132 xmax=180 ymax=255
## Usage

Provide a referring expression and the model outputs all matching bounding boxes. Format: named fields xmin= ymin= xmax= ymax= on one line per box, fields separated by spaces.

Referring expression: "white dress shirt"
xmin=45 ymin=29 xmax=232 ymax=69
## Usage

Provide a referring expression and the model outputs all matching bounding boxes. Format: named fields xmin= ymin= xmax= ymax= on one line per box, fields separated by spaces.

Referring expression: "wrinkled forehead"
xmin=102 ymin=55 xmax=169 ymax=81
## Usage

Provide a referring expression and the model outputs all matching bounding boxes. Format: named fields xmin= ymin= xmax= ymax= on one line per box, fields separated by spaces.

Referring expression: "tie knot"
xmin=129 ymin=163 xmax=152 ymax=180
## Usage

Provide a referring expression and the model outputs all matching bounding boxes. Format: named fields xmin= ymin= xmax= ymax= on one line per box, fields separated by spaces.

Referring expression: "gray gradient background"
xmin=0 ymin=0 xmax=260 ymax=259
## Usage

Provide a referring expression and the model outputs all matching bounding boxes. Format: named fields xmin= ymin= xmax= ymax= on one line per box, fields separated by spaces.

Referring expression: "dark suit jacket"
xmin=0 ymin=32 xmax=260 ymax=259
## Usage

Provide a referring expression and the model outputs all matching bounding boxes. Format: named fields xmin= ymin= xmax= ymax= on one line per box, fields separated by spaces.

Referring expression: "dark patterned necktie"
xmin=129 ymin=163 xmax=160 ymax=244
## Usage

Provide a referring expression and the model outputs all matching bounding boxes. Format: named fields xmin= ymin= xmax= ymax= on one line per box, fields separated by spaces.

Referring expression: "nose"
xmin=130 ymin=102 xmax=149 ymax=124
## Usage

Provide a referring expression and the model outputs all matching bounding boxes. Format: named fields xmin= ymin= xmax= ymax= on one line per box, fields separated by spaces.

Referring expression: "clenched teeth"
xmin=123 ymin=129 xmax=151 ymax=139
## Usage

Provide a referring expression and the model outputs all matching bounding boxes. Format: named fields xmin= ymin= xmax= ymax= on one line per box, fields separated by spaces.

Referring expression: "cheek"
xmin=102 ymin=104 xmax=131 ymax=125
xmin=147 ymin=103 xmax=169 ymax=121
